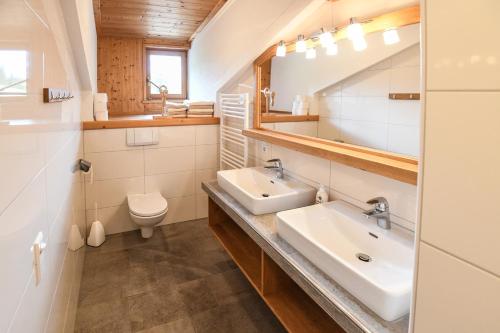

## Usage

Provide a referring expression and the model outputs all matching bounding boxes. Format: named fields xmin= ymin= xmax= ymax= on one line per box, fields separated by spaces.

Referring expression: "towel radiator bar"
xmin=219 ymin=93 xmax=250 ymax=170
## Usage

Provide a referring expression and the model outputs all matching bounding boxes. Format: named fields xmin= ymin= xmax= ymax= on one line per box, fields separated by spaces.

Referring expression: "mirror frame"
xmin=243 ymin=5 xmax=420 ymax=185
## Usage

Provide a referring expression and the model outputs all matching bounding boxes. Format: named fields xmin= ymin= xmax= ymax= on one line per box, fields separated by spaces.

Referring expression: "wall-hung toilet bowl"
xmin=127 ymin=192 xmax=168 ymax=238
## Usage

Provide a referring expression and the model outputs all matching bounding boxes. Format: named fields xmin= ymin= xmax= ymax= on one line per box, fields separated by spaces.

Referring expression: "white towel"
xmin=185 ymin=100 xmax=215 ymax=106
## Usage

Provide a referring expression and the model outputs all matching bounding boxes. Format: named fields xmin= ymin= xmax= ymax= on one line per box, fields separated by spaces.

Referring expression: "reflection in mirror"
xmin=260 ymin=25 xmax=421 ymax=158
xmin=0 ymin=50 xmax=28 ymax=96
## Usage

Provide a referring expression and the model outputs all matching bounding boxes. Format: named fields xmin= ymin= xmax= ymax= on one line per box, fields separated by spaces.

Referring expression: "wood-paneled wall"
xmin=97 ymin=36 xmax=189 ymax=115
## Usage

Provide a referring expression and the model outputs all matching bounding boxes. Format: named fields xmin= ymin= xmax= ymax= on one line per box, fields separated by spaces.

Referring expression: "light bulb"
xmin=347 ymin=18 xmax=364 ymax=41
xmin=352 ymin=37 xmax=367 ymax=51
xmin=296 ymin=35 xmax=306 ymax=53
xmin=276 ymin=41 xmax=286 ymax=57
xmin=326 ymin=43 xmax=338 ymax=55
xmin=306 ymin=47 xmax=317 ymax=59
xmin=319 ymin=28 xmax=334 ymax=48
xmin=383 ymin=28 xmax=400 ymax=45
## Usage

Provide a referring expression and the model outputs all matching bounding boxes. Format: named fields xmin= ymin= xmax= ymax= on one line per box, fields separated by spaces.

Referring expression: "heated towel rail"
xmin=219 ymin=93 xmax=250 ymax=170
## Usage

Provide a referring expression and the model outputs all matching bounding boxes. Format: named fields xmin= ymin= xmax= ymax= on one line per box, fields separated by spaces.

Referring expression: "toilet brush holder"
xmin=87 ymin=203 xmax=106 ymax=247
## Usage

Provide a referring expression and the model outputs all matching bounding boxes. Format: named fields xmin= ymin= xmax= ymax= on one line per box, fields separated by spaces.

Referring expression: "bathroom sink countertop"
xmin=202 ymin=180 xmax=410 ymax=333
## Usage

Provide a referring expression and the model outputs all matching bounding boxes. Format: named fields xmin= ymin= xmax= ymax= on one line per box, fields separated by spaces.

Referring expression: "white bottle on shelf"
xmin=315 ymin=185 xmax=329 ymax=204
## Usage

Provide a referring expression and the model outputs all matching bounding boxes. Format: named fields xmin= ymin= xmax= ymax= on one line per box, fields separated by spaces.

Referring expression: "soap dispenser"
xmin=315 ymin=185 xmax=329 ymax=204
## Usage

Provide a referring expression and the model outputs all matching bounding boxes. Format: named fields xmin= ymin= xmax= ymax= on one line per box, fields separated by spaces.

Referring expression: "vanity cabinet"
xmin=208 ymin=198 xmax=344 ymax=333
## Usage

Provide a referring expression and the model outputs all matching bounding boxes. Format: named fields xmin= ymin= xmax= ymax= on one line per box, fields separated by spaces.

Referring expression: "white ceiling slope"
xmin=188 ymin=0 xmax=325 ymax=101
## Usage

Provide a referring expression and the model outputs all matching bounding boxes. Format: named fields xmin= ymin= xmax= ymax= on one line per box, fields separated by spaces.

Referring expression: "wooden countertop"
xmin=83 ymin=115 xmax=220 ymax=130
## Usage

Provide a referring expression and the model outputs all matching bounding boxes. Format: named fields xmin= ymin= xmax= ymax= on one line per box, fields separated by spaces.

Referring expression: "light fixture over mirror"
xmin=276 ymin=41 xmax=287 ymax=57
xmin=319 ymin=28 xmax=334 ymax=48
xmin=383 ymin=28 xmax=400 ymax=45
xmin=295 ymin=35 xmax=306 ymax=53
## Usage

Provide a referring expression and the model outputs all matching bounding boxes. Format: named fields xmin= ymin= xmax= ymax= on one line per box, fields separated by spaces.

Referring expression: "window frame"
xmin=144 ymin=47 xmax=187 ymax=101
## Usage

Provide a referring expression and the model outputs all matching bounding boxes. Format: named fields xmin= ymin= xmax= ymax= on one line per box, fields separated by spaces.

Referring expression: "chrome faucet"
xmin=363 ymin=197 xmax=391 ymax=230
xmin=261 ymin=87 xmax=276 ymax=113
xmin=265 ymin=158 xmax=284 ymax=179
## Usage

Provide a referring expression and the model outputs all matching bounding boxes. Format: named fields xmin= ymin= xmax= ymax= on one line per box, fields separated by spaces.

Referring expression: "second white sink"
xmin=277 ymin=201 xmax=414 ymax=321
xmin=217 ymin=167 xmax=316 ymax=215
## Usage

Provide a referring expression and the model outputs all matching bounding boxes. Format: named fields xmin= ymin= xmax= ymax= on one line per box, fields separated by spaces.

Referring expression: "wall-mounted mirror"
xmin=248 ymin=6 xmax=420 ymax=184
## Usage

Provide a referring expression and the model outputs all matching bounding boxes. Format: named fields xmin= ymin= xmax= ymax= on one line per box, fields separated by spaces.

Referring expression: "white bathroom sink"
xmin=217 ymin=167 xmax=316 ymax=215
xmin=276 ymin=201 xmax=414 ymax=321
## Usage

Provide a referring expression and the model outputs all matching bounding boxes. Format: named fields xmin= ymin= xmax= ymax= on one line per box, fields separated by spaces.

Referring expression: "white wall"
xmin=83 ymin=125 xmax=220 ymax=235
xmin=188 ymin=0 xmax=325 ymax=101
xmin=412 ymin=1 xmax=500 ymax=331
xmin=60 ymin=0 xmax=97 ymax=121
xmin=317 ymin=44 xmax=421 ymax=156
xmin=0 ymin=0 xmax=86 ymax=331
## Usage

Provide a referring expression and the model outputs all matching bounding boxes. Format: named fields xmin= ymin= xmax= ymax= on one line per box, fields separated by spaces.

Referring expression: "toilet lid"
xmin=128 ymin=192 xmax=168 ymax=217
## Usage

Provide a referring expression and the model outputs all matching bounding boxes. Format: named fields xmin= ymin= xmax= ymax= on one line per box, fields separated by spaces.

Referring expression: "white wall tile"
xmin=156 ymin=126 xmax=196 ymax=148
xmin=196 ymin=194 xmax=209 ymax=219
xmin=342 ymin=97 xmax=388 ymax=122
xmin=274 ymin=121 xmax=318 ymax=137
xmin=0 ymin=132 xmax=45 ymax=214
xmin=388 ymin=100 xmax=421 ymax=126
xmin=317 ymin=118 xmax=341 ymax=141
xmin=145 ymin=171 xmax=195 ymax=199
xmin=272 ymin=145 xmax=330 ymax=186
xmin=421 ymin=92 xmax=500 ymax=275
xmin=426 ymin=0 xmax=500 ymax=90
xmin=195 ymin=168 xmax=218 ymax=194
xmin=340 ymin=120 xmax=388 ymax=151
xmin=86 ymin=204 xmax=136 ymax=235
xmin=144 ymin=146 xmax=195 ymax=175
xmin=85 ymin=177 xmax=144 ymax=210
xmin=86 ymin=150 xmax=144 ymax=181
xmin=195 ymin=144 xmax=219 ymax=169
xmin=414 ymin=243 xmax=500 ymax=333
xmin=318 ymin=96 xmax=341 ymax=118
xmin=195 ymin=125 xmax=219 ymax=145
xmin=0 ymin=175 xmax=48 ymax=332
xmin=84 ymin=129 xmax=137 ymax=153
xmin=387 ymin=125 xmax=419 ymax=157
xmin=330 ymin=161 xmax=417 ymax=226
xmin=161 ymin=195 xmax=197 ymax=225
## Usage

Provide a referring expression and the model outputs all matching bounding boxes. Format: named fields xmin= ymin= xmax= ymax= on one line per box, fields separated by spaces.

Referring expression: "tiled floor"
xmin=74 ymin=219 xmax=286 ymax=333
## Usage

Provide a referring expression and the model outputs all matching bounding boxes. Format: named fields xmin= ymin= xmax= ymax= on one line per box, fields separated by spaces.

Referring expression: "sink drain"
xmin=262 ymin=193 xmax=270 ymax=197
xmin=356 ymin=253 xmax=372 ymax=262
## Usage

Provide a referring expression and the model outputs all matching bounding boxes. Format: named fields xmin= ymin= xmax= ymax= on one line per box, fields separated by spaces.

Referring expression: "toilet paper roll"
xmin=94 ymin=101 xmax=108 ymax=112
xmin=95 ymin=111 xmax=108 ymax=121
xmin=94 ymin=93 xmax=108 ymax=102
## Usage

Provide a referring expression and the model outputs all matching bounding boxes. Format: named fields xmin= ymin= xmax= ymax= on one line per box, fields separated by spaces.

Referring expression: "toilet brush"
xmin=87 ymin=202 xmax=106 ymax=247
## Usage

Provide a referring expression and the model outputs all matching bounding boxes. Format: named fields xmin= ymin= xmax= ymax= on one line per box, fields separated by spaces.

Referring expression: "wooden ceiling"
xmin=93 ymin=0 xmax=227 ymax=41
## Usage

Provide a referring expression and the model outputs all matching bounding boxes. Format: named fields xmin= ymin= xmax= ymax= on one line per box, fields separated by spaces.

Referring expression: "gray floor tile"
xmin=128 ymin=289 xmax=188 ymax=333
xmin=136 ymin=318 xmax=195 ymax=333
xmin=75 ymin=219 xmax=284 ymax=333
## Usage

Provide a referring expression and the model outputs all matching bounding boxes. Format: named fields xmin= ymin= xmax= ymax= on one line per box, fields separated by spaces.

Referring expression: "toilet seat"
xmin=127 ymin=192 xmax=168 ymax=217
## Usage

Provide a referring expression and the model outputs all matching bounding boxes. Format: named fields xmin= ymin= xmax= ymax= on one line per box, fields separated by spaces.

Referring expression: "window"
xmin=146 ymin=48 xmax=187 ymax=100
xmin=0 ymin=50 xmax=28 ymax=96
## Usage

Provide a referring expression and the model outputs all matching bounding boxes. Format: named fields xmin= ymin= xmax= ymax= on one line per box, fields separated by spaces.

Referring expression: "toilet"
xmin=127 ymin=192 xmax=168 ymax=238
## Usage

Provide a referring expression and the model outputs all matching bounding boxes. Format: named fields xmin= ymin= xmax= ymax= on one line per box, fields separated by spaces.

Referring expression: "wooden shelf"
xmin=208 ymin=198 xmax=345 ymax=332
xmin=83 ymin=115 xmax=220 ymax=130
xmin=244 ymin=128 xmax=418 ymax=185
xmin=208 ymin=199 xmax=261 ymax=290
xmin=261 ymin=253 xmax=344 ymax=333
xmin=261 ymin=114 xmax=319 ymax=123
xmin=388 ymin=93 xmax=420 ymax=100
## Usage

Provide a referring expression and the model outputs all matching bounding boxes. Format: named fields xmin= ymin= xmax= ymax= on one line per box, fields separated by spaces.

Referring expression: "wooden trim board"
xmin=261 ymin=114 xmax=319 ymax=123
xmin=243 ymin=128 xmax=418 ymax=185
xmin=83 ymin=116 xmax=219 ymax=130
